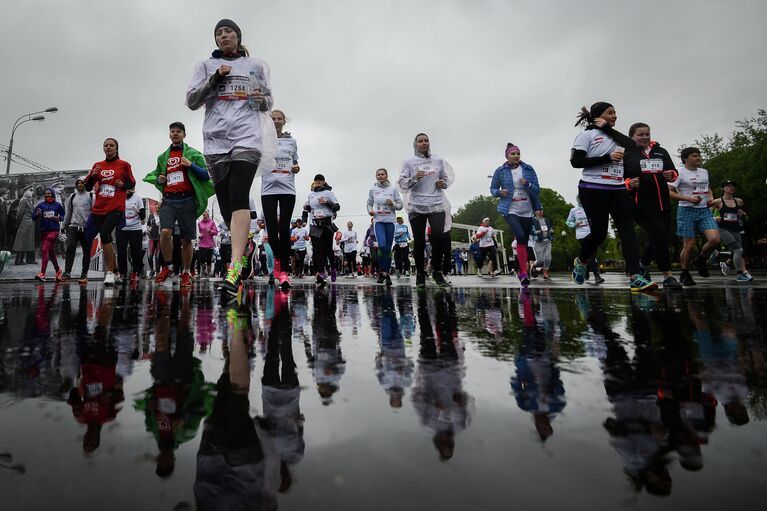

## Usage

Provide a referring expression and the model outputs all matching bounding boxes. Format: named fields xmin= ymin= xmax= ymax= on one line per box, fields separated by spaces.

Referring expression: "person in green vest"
xmin=144 ymin=122 xmax=215 ymax=288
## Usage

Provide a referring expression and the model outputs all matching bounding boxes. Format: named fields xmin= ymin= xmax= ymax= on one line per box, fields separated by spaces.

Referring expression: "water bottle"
xmin=248 ymin=71 xmax=260 ymax=110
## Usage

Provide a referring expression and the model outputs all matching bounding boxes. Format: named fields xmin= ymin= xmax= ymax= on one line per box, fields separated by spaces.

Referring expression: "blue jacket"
xmin=34 ymin=199 xmax=65 ymax=232
xmin=490 ymin=161 xmax=541 ymax=214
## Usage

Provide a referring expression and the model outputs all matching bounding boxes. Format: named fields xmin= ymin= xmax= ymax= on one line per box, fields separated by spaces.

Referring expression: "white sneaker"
xmin=104 ymin=271 xmax=116 ymax=286
xmin=114 ymin=273 xmax=123 ymax=284
xmin=720 ymin=261 xmax=730 ymax=275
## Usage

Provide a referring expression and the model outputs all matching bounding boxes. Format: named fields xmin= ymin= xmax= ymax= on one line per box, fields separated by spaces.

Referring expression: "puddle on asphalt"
xmin=1 ymin=283 xmax=766 ymax=510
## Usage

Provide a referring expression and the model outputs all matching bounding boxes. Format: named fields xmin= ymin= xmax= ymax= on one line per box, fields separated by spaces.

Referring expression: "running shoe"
xmin=720 ymin=261 xmax=730 ymax=275
xmin=180 ymin=272 xmax=192 ymax=288
xmin=114 ymin=273 xmax=123 ymax=285
xmin=330 ymin=268 xmax=337 ymax=283
xmin=221 ymin=262 xmax=244 ymax=300
xmin=519 ymin=272 xmax=530 ymax=288
xmin=54 ymin=269 xmax=64 ymax=282
xmin=0 ymin=251 xmax=10 ymax=276
xmin=155 ymin=265 xmax=173 ymax=284
xmin=708 ymin=249 xmax=720 ymax=264
xmin=316 ymin=273 xmax=327 ymax=286
xmin=278 ymin=271 xmax=291 ymax=291
xmin=79 ymin=273 xmax=88 ymax=285
xmin=385 ymin=274 xmax=393 ymax=287
xmin=736 ymin=272 xmax=754 ymax=283
xmin=662 ymin=276 xmax=683 ymax=289
xmin=530 ymin=267 xmax=539 ymax=278
xmin=694 ymin=256 xmax=710 ymax=278
xmin=433 ymin=271 xmax=449 ymax=287
xmin=639 ymin=263 xmax=651 ymax=280
xmin=594 ymin=275 xmax=605 ymax=285
xmin=416 ymin=272 xmax=426 ymax=288
xmin=629 ymin=274 xmax=657 ymax=292
xmin=679 ymin=271 xmax=696 ymax=286
xmin=376 ymin=273 xmax=385 ymax=284
xmin=35 ymin=272 xmax=46 ymax=282
xmin=404 ymin=271 xmax=410 ymax=277
xmin=104 ymin=271 xmax=116 ymax=286
xmin=572 ymin=258 xmax=587 ymax=285
xmin=268 ymin=274 xmax=275 ymax=286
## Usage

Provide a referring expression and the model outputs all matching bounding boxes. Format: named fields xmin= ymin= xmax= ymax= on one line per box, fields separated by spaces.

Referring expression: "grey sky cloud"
xmin=2 ymin=0 xmax=765 ymax=227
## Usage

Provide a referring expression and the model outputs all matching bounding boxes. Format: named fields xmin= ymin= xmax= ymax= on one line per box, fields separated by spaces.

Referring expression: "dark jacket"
xmin=34 ymin=189 xmax=66 ymax=232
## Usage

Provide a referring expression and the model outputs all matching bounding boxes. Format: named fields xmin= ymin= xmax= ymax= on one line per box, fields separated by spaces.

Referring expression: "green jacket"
xmin=144 ymin=143 xmax=215 ymax=218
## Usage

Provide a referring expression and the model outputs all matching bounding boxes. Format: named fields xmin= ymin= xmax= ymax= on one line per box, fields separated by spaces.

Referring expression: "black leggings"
xmin=213 ymin=161 xmax=258 ymax=226
xmin=634 ymin=210 xmax=672 ymax=273
xmin=294 ymin=248 xmax=306 ymax=275
xmin=261 ymin=193 xmax=295 ymax=271
xmin=394 ymin=245 xmax=409 ymax=273
xmin=578 ymin=186 xmax=641 ymax=275
xmin=409 ymin=211 xmax=446 ymax=274
xmin=116 ymin=229 xmax=144 ymax=275
xmin=311 ymin=225 xmax=336 ymax=274
xmin=65 ymin=227 xmax=92 ymax=275
xmin=92 ymin=210 xmax=123 ymax=245
xmin=344 ymin=251 xmax=357 ymax=274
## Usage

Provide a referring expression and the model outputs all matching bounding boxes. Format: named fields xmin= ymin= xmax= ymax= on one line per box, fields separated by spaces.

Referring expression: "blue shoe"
xmin=736 ymin=272 xmax=753 ymax=283
xmin=572 ymin=258 xmax=587 ymax=285
xmin=629 ymin=274 xmax=658 ymax=292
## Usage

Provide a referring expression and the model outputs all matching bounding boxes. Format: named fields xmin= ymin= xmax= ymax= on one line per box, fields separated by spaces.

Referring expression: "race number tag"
xmin=601 ymin=163 xmax=624 ymax=181
xmin=158 ymin=398 xmax=177 ymax=415
xmin=723 ymin=212 xmax=738 ymax=222
xmin=416 ymin=163 xmax=436 ymax=176
xmin=44 ymin=211 xmax=55 ymax=219
xmin=693 ymin=181 xmax=709 ymax=195
xmin=217 ymin=76 xmax=250 ymax=101
xmin=541 ymin=225 xmax=548 ymax=234
xmin=374 ymin=190 xmax=393 ymax=214
xmin=512 ymin=189 xmax=528 ymax=202
xmin=85 ymin=382 xmax=103 ymax=398
xmin=399 ymin=242 xmax=408 ymax=248
xmin=273 ymin=158 xmax=291 ymax=174
xmin=99 ymin=184 xmax=116 ymax=198
xmin=166 ymin=171 xmax=185 ymax=185
xmin=640 ymin=159 xmax=664 ymax=174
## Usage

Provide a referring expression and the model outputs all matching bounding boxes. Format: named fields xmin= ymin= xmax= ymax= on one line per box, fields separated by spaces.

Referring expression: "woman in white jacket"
xmin=367 ymin=168 xmax=403 ymax=286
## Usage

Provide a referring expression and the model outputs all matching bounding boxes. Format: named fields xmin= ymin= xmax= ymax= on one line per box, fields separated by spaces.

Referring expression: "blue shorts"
xmin=676 ymin=206 xmax=717 ymax=238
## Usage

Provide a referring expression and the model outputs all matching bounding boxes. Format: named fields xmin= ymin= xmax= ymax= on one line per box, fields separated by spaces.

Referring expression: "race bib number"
xmin=158 ymin=397 xmax=177 ymax=415
xmin=217 ymin=76 xmax=250 ymax=101
xmin=44 ymin=211 xmax=55 ymax=219
xmin=512 ymin=189 xmax=528 ymax=202
xmin=693 ymin=181 xmax=709 ymax=195
xmin=541 ymin=225 xmax=548 ymax=234
xmin=273 ymin=158 xmax=291 ymax=174
xmin=399 ymin=242 xmax=408 ymax=248
xmin=99 ymin=184 xmax=116 ymax=198
xmin=166 ymin=171 xmax=185 ymax=185
xmin=85 ymin=382 xmax=103 ymax=398
xmin=723 ymin=212 xmax=738 ymax=222
xmin=640 ymin=159 xmax=664 ymax=174
xmin=601 ymin=163 xmax=624 ymax=181
xmin=416 ymin=163 xmax=436 ymax=176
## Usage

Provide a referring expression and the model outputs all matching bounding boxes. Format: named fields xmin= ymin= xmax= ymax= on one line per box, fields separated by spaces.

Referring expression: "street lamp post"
xmin=5 ymin=107 xmax=59 ymax=175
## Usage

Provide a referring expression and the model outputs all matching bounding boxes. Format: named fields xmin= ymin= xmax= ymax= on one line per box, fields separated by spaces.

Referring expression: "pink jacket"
xmin=197 ymin=218 xmax=218 ymax=249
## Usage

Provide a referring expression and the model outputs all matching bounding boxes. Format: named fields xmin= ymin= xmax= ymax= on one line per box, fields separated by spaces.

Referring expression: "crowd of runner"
xmin=0 ymin=19 xmax=756 ymax=294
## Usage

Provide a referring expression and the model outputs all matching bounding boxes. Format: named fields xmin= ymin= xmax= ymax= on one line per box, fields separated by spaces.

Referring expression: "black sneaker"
xmin=433 ymin=271 xmax=449 ymax=287
xmin=694 ymin=256 xmax=710 ymax=278
xmin=268 ymin=274 xmax=275 ymax=286
xmin=376 ymin=273 xmax=385 ymax=284
xmin=663 ymin=276 xmax=683 ymax=289
xmin=416 ymin=272 xmax=426 ymax=288
xmin=594 ymin=275 xmax=605 ymax=285
xmin=316 ymin=273 xmax=327 ymax=286
xmin=385 ymin=274 xmax=392 ymax=286
xmin=680 ymin=270 xmax=696 ymax=286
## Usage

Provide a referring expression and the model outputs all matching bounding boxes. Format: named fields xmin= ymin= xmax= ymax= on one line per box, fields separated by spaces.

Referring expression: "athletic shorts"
xmin=677 ymin=206 xmax=717 ymax=239
xmin=480 ymin=245 xmax=497 ymax=263
xmin=160 ymin=197 xmax=197 ymax=240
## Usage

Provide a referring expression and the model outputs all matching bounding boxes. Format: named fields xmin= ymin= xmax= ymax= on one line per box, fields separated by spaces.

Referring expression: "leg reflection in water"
xmin=412 ymin=291 xmax=474 ymax=461
xmin=194 ymin=305 xmax=280 ymax=510
xmin=373 ymin=289 xmax=414 ymax=408
xmin=309 ymin=287 xmax=345 ymax=405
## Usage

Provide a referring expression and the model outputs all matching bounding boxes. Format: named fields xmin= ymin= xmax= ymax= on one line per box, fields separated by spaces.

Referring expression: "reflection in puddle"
xmin=1 ymin=283 xmax=766 ymax=509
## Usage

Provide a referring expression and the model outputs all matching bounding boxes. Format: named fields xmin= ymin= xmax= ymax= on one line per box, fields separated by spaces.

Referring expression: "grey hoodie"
xmin=63 ymin=190 xmax=94 ymax=229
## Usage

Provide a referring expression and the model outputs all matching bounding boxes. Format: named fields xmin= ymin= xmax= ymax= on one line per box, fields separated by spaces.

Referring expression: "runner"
xmin=566 ymin=197 xmax=603 ymax=283
xmin=290 ymin=218 xmax=309 ymax=278
xmin=197 ymin=210 xmax=218 ymax=278
xmin=303 ymin=174 xmax=340 ymax=285
xmin=367 ymin=168 xmax=403 ymax=285
xmin=490 ymin=142 xmax=541 ymax=287
xmin=473 ymin=218 xmax=498 ymax=277
xmin=262 ymin=109 xmax=299 ymax=290
xmin=394 ymin=216 xmax=411 ymax=277
xmin=84 ymin=138 xmax=136 ymax=286
xmin=570 ymin=102 xmax=656 ymax=291
xmin=598 ymin=121 xmax=682 ymax=289
xmin=669 ymin=147 xmax=720 ymax=286
xmin=530 ymin=209 xmax=553 ymax=280
xmin=397 ymin=133 xmax=454 ymax=287
xmin=712 ymin=180 xmax=753 ymax=282
xmin=115 ymin=187 xmax=145 ymax=284
xmin=341 ymin=221 xmax=359 ymax=277
xmin=33 ymin=187 xmax=65 ymax=282
xmin=186 ymin=19 xmax=276 ymax=298
xmin=256 ymin=215 xmax=275 ymax=285
xmin=61 ymin=177 xmax=93 ymax=284
xmin=145 ymin=122 xmax=214 ymax=289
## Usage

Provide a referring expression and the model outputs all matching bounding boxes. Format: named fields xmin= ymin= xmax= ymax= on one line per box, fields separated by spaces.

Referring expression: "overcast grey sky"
xmin=2 ymin=0 xmax=765 ymax=227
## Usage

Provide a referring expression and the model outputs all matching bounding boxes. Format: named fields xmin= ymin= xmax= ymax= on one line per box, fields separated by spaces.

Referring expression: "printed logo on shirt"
xmin=100 ymin=169 xmax=115 ymax=179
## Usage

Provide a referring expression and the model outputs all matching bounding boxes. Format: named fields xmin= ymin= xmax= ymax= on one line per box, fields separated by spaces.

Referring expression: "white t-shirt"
xmin=367 ymin=183 xmax=401 ymax=223
xmin=291 ymin=226 xmax=308 ymax=250
xmin=261 ymin=136 xmax=298 ymax=196
xmin=342 ymin=230 xmax=358 ymax=253
xmin=568 ymin=206 xmax=591 ymax=240
xmin=123 ymin=194 xmax=144 ymax=231
xmin=187 ymin=56 xmax=273 ymax=156
xmin=476 ymin=226 xmax=495 ymax=248
xmin=572 ymin=129 xmax=624 ymax=187
xmin=670 ymin=167 xmax=710 ymax=208
xmin=509 ymin=166 xmax=533 ymax=217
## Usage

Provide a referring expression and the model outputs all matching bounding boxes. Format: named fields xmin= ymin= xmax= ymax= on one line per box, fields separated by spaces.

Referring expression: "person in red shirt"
xmin=84 ymin=138 xmax=136 ymax=286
